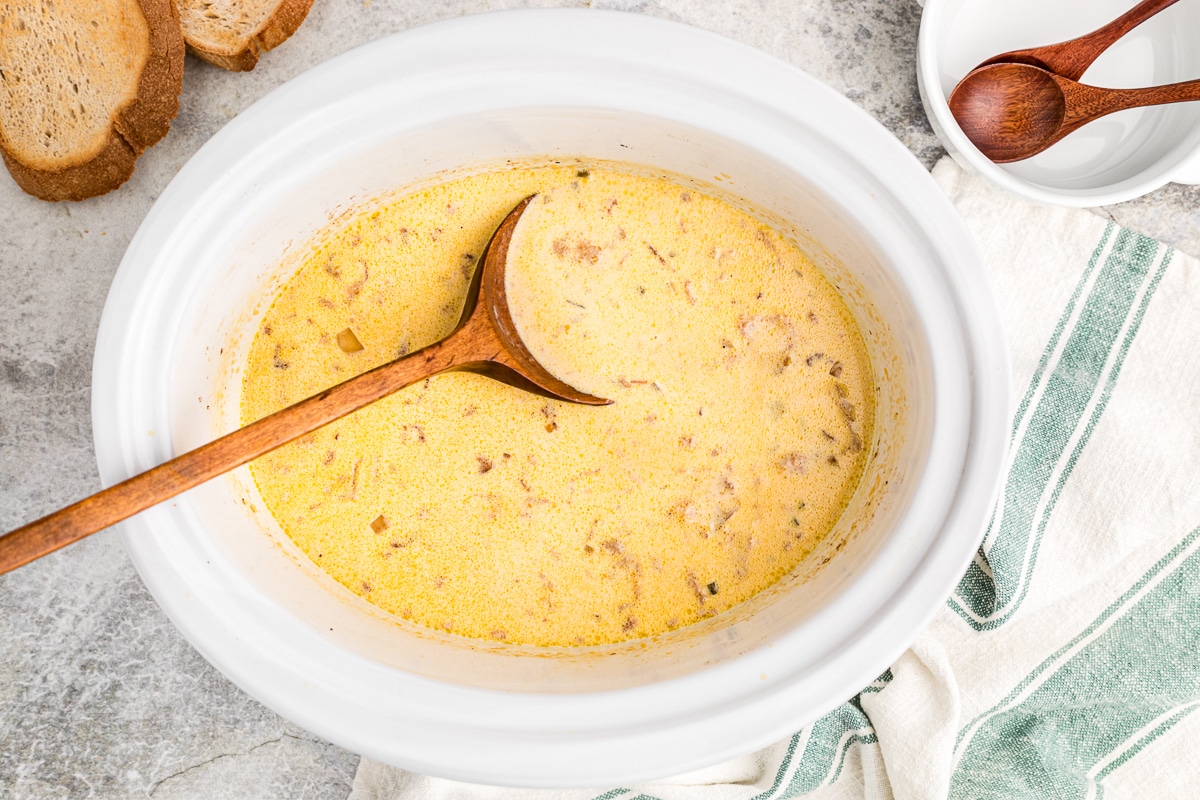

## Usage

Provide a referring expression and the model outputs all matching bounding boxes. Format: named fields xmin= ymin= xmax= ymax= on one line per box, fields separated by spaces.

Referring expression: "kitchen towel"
xmin=349 ymin=156 xmax=1200 ymax=800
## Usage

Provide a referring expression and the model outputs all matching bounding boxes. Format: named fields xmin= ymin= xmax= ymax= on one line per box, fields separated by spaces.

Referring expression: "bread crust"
xmin=118 ymin=0 xmax=187 ymax=154
xmin=2 ymin=134 xmax=138 ymax=202
xmin=186 ymin=0 xmax=315 ymax=72
xmin=1 ymin=0 xmax=185 ymax=201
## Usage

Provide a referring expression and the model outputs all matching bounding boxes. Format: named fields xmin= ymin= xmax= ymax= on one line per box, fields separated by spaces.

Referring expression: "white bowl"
xmin=93 ymin=9 xmax=1009 ymax=787
xmin=918 ymin=0 xmax=1200 ymax=207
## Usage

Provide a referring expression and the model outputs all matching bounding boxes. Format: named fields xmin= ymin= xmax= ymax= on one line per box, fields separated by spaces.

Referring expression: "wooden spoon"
xmin=0 ymin=195 xmax=610 ymax=576
xmin=948 ymin=63 xmax=1200 ymax=163
xmin=974 ymin=0 xmax=1180 ymax=82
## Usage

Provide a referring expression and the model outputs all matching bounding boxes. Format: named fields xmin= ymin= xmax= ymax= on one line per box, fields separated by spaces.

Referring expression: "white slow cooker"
xmin=92 ymin=9 xmax=1009 ymax=787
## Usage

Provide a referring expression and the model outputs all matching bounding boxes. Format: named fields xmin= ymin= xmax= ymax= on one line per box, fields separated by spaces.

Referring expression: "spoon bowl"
xmin=949 ymin=64 xmax=1068 ymax=162
xmin=443 ymin=194 xmax=612 ymax=406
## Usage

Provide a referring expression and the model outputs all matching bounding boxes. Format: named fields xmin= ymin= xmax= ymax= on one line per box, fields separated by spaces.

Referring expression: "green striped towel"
xmin=349 ymin=156 xmax=1200 ymax=800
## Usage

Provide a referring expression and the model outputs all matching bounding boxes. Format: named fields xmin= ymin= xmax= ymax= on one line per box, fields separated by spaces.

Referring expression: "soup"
xmin=240 ymin=166 xmax=874 ymax=646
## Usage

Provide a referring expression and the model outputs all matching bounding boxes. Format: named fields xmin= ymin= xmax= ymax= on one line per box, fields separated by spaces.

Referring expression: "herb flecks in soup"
xmin=240 ymin=167 xmax=873 ymax=646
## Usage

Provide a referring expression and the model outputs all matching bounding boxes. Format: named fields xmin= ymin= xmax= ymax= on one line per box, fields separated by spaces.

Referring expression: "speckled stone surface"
xmin=1 ymin=1 xmax=1197 ymax=798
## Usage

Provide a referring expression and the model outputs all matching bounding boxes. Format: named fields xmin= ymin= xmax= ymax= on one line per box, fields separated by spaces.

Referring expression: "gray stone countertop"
xmin=2 ymin=1 xmax=1197 ymax=798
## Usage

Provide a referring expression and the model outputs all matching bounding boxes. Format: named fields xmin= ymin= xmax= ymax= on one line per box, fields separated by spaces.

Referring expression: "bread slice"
xmin=0 ymin=0 xmax=185 ymax=201
xmin=178 ymin=0 xmax=314 ymax=72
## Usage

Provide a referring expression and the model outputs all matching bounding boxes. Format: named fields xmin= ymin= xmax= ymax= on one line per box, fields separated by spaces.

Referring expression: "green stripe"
xmin=1010 ymin=223 xmax=1114 ymax=438
xmin=1093 ymin=702 xmax=1200 ymax=786
xmin=954 ymin=525 xmax=1200 ymax=754
xmin=959 ymin=242 xmax=1173 ymax=631
xmin=824 ymin=731 xmax=878 ymax=787
xmin=964 ymin=219 xmax=1113 ymax=614
xmin=590 ymin=790 xmax=630 ymax=800
xmin=950 ymin=525 xmax=1200 ymax=799
xmin=754 ymin=672 xmax=892 ymax=798
xmin=950 ymin=225 xmax=1112 ymax=626
xmin=990 ymin=246 xmax=1174 ymax=627
xmin=861 ymin=667 xmax=894 ymax=693
xmin=951 ymin=231 xmax=1168 ymax=629
xmin=781 ymin=702 xmax=874 ymax=796
xmin=748 ymin=732 xmax=803 ymax=800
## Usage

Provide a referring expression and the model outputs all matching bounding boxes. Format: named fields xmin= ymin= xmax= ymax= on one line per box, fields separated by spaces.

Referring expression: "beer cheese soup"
xmin=240 ymin=166 xmax=874 ymax=647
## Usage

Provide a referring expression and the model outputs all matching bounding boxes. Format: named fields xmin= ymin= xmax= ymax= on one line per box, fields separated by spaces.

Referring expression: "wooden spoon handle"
xmin=0 ymin=330 xmax=480 ymax=576
xmin=1109 ymin=77 xmax=1200 ymax=108
xmin=1062 ymin=76 xmax=1200 ymax=134
xmin=989 ymin=0 xmax=1180 ymax=81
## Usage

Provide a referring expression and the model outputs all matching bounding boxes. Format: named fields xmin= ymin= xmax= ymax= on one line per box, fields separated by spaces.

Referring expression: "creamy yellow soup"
xmin=240 ymin=166 xmax=873 ymax=647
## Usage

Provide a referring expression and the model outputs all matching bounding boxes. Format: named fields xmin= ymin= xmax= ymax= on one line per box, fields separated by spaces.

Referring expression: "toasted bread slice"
xmin=178 ymin=0 xmax=314 ymax=72
xmin=0 ymin=0 xmax=185 ymax=201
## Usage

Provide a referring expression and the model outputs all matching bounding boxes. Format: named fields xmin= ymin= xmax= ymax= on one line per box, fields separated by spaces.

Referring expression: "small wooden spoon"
xmin=948 ymin=63 xmax=1200 ymax=163
xmin=974 ymin=0 xmax=1180 ymax=82
xmin=0 ymin=195 xmax=610 ymax=576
